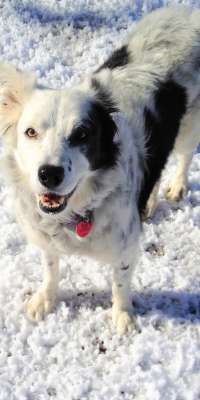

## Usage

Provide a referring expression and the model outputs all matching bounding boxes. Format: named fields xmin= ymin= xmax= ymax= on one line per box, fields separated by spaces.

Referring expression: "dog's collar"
xmin=65 ymin=210 xmax=93 ymax=238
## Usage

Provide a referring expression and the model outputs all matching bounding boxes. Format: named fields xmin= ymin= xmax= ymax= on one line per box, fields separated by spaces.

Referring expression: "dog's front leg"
xmin=112 ymin=262 xmax=135 ymax=335
xmin=111 ymin=221 xmax=140 ymax=335
xmin=26 ymin=252 xmax=59 ymax=322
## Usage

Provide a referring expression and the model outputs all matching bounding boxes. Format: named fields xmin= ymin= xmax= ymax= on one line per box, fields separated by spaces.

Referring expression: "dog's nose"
xmin=38 ymin=165 xmax=64 ymax=189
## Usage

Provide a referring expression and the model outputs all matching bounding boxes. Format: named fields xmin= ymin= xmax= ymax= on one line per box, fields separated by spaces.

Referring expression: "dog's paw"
xmin=26 ymin=290 xmax=55 ymax=322
xmin=165 ymin=183 xmax=185 ymax=202
xmin=142 ymin=203 xmax=156 ymax=220
xmin=112 ymin=305 xmax=133 ymax=335
xmin=142 ymin=193 xmax=158 ymax=220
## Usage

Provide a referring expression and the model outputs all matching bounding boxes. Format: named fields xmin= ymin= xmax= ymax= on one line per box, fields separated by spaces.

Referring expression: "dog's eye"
xmin=69 ymin=127 xmax=89 ymax=146
xmin=75 ymin=127 xmax=88 ymax=142
xmin=78 ymin=131 xmax=88 ymax=141
xmin=25 ymin=128 xmax=38 ymax=138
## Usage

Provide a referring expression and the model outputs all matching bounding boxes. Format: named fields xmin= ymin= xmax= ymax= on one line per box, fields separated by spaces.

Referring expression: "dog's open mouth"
xmin=38 ymin=189 xmax=75 ymax=214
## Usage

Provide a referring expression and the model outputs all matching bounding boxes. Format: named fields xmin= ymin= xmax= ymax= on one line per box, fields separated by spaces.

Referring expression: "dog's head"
xmin=0 ymin=64 xmax=119 ymax=216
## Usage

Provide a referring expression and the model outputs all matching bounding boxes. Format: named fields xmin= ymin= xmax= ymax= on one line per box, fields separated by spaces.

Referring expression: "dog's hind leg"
xmin=143 ymin=100 xmax=200 ymax=211
xmin=142 ymin=181 xmax=160 ymax=220
xmin=165 ymin=152 xmax=192 ymax=202
xmin=165 ymin=101 xmax=200 ymax=203
xmin=165 ymin=96 xmax=200 ymax=201
xmin=26 ymin=252 xmax=59 ymax=322
xmin=165 ymin=108 xmax=200 ymax=201
xmin=142 ymin=151 xmax=191 ymax=216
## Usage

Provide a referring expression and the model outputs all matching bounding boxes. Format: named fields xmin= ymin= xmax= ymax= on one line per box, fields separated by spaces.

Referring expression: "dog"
xmin=0 ymin=6 xmax=200 ymax=334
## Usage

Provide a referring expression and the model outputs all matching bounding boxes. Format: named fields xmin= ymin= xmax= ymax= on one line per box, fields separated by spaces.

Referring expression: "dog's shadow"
xmin=12 ymin=0 xmax=172 ymax=29
xmin=58 ymin=288 xmax=200 ymax=324
xmin=12 ymin=1 xmax=154 ymax=30
xmin=12 ymin=3 xmax=111 ymax=29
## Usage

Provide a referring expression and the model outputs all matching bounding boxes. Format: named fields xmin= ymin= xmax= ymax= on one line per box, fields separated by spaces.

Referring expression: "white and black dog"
xmin=0 ymin=7 xmax=200 ymax=334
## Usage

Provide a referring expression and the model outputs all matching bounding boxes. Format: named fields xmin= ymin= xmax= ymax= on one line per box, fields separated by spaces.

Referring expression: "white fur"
xmin=1 ymin=7 xmax=200 ymax=334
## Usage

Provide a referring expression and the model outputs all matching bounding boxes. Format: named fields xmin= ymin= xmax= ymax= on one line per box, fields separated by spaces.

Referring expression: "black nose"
xmin=38 ymin=164 xmax=64 ymax=189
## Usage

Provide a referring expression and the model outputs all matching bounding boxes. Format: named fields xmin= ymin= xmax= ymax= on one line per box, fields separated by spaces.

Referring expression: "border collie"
xmin=0 ymin=7 xmax=200 ymax=334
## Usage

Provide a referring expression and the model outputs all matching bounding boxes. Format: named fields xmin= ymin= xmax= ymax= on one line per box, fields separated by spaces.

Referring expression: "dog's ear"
xmin=91 ymin=77 xmax=117 ymax=115
xmin=0 ymin=63 xmax=36 ymax=136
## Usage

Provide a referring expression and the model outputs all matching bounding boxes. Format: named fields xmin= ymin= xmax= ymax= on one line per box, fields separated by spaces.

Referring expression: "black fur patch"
xmin=68 ymin=100 xmax=119 ymax=170
xmin=97 ymin=45 xmax=129 ymax=72
xmin=138 ymin=79 xmax=187 ymax=214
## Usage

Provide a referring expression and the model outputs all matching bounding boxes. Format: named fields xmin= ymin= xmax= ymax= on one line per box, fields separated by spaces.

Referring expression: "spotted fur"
xmin=0 ymin=7 xmax=200 ymax=334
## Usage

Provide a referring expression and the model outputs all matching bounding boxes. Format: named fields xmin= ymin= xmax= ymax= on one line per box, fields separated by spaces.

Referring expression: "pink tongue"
xmin=75 ymin=221 xmax=93 ymax=238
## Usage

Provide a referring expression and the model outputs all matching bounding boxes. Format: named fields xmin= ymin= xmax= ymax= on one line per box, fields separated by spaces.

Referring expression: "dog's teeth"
xmin=37 ymin=193 xmax=68 ymax=213
xmin=39 ymin=194 xmax=65 ymax=208
xmin=37 ymin=189 xmax=77 ymax=214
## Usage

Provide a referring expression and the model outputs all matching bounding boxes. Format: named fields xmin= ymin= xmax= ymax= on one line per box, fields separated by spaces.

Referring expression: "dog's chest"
xmin=16 ymin=193 xmax=116 ymax=261
xmin=40 ymin=212 xmax=114 ymax=261
xmin=16 ymin=175 xmax=135 ymax=263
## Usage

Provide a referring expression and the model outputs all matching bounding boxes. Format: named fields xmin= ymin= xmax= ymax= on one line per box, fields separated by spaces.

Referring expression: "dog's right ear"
xmin=0 ymin=63 xmax=36 ymax=136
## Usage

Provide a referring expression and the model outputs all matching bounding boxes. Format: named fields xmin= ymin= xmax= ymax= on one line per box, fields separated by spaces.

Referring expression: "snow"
xmin=0 ymin=0 xmax=200 ymax=399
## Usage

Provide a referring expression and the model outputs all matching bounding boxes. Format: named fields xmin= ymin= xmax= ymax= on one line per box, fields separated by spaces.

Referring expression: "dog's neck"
xmin=68 ymin=168 xmax=120 ymax=212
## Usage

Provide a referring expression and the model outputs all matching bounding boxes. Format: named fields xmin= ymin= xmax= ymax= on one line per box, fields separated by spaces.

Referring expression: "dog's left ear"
xmin=91 ymin=77 xmax=118 ymax=116
xmin=0 ymin=63 xmax=36 ymax=136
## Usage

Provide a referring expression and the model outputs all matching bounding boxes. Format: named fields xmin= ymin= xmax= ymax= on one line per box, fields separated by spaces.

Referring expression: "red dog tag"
xmin=75 ymin=221 xmax=93 ymax=238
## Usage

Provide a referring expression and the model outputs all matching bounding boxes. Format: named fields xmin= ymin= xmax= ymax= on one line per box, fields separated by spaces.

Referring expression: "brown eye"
xmin=25 ymin=128 xmax=38 ymax=138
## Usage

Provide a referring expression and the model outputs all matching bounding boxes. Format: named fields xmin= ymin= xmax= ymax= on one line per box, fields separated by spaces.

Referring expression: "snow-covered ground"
xmin=0 ymin=0 xmax=200 ymax=399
